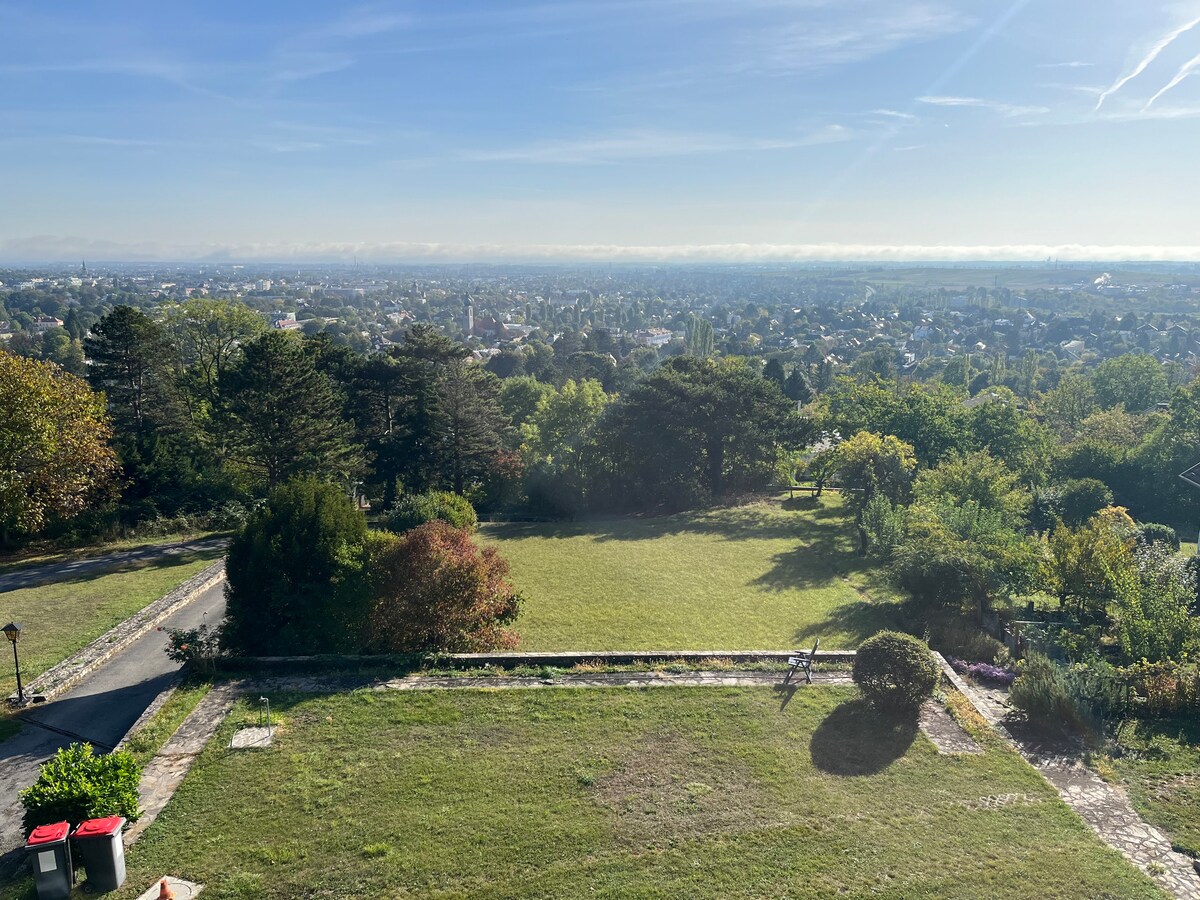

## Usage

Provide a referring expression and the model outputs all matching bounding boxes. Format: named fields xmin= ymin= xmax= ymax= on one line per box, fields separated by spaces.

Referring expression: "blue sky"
xmin=3 ymin=0 xmax=1200 ymax=262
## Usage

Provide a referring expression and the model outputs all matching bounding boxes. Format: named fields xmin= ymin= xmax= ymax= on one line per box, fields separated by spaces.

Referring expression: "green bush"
xmin=386 ymin=490 xmax=478 ymax=533
xmin=1138 ymin=522 xmax=1180 ymax=552
xmin=852 ymin=631 xmax=940 ymax=711
xmin=1008 ymin=654 xmax=1077 ymax=727
xmin=223 ymin=478 xmax=368 ymax=655
xmin=20 ymin=743 xmax=141 ymax=836
xmin=1056 ymin=478 xmax=1114 ymax=526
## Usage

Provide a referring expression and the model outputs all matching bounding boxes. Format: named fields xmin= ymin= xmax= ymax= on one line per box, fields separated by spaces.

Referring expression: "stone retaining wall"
xmin=225 ymin=648 xmax=857 ymax=672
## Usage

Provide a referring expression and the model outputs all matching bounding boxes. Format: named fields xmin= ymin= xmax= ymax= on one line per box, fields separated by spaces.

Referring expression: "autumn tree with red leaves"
xmin=366 ymin=521 xmax=521 ymax=653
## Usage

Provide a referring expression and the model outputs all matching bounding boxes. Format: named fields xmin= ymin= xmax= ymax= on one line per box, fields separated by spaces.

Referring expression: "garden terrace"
xmin=62 ymin=685 xmax=1165 ymax=900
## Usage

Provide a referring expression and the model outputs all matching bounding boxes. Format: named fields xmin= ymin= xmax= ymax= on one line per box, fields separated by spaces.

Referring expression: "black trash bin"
xmin=25 ymin=821 xmax=73 ymax=900
xmin=72 ymin=816 xmax=127 ymax=891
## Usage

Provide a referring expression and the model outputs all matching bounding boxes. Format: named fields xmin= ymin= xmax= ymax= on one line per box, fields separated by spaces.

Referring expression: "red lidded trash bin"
xmin=72 ymin=816 xmax=127 ymax=891
xmin=25 ymin=821 xmax=73 ymax=900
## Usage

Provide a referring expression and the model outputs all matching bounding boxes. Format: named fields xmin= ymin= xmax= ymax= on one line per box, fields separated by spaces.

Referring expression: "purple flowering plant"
xmin=949 ymin=657 xmax=1016 ymax=686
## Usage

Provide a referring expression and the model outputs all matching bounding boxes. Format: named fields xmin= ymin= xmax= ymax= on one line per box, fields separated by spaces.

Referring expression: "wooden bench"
xmin=785 ymin=639 xmax=820 ymax=685
xmin=788 ymin=484 xmax=821 ymax=498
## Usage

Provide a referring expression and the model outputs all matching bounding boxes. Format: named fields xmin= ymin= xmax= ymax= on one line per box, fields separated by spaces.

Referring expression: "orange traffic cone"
xmin=158 ymin=879 xmax=175 ymax=899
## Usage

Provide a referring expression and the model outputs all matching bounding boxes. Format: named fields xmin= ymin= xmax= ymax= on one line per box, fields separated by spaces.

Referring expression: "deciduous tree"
xmin=0 ymin=350 xmax=117 ymax=543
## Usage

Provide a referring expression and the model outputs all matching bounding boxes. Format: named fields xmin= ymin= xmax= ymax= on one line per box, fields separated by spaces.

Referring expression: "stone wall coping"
xmin=224 ymin=649 xmax=857 ymax=670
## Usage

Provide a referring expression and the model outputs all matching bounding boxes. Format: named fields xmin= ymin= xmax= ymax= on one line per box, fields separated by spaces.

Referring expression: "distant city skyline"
xmin=4 ymin=0 xmax=1200 ymax=262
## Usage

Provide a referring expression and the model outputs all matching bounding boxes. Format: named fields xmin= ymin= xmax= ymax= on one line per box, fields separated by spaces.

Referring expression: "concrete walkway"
xmin=0 ymin=536 xmax=228 ymax=593
xmin=944 ymin=667 xmax=1200 ymax=900
xmin=0 ymin=579 xmax=226 ymax=855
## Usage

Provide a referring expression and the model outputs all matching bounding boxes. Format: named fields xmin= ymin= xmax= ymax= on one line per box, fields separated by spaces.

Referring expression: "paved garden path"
xmin=0 ymin=578 xmax=226 ymax=856
xmin=944 ymin=667 xmax=1200 ymax=900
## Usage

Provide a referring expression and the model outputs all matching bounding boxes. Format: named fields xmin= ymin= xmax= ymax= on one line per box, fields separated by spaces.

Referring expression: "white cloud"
xmin=460 ymin=126 xmax=850 ymax=164
xmin=1096 ymin=13 xmax=1200 ymax=109
xmin=1145 ymin=51 xmax=1200 ymax=108
xmin=6 ymin=236 xmax=1200 ymax=264
xmin=918 ymin=95 xmax=1050 ymax=117
xmin=1037 ymin=61 xmax=1092 ymax=69
xmin=871 ymin=108 xmax=916 ymax=119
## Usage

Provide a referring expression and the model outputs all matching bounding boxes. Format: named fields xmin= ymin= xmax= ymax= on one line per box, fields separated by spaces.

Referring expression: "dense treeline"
xmin=6 ymin=292 xmax=1200 ymax=550
xmin=2 ymin=300 xmax=810 ymax=546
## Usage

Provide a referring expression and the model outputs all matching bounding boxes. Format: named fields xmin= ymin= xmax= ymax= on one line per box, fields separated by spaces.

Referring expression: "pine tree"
xmin=434 ymin=359 xmax=512 ymax=495
xmin=223 ymin=331 xmax=363 ymax=487
xmin=763 ymin=358 xmax=786 ymax=389
xmin=84 ymin=306 xmax=177 ymax=434
xmin=784 ymin=366 xmax=814 ymax=404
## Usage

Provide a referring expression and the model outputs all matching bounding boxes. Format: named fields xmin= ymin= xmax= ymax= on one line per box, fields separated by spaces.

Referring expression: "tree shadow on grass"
xmin=0 ymin=542 xmax=226 ymax=593
xmin=483 ymin=496 xmax=857 ymax=545
xmin=1124 ymin=713 xmax=1200 ymax=749
xmin=810 ymin=698 xmax=918 ymax=776
xmin=792 ymin=601 xmax=908 ymax=647
xmin=752 ymin=538 xmax=886 ymax=591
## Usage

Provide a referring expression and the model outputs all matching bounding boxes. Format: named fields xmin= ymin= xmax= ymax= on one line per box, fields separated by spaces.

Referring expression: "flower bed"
xmin=949 ymin=657 xmax=1016 ymax=686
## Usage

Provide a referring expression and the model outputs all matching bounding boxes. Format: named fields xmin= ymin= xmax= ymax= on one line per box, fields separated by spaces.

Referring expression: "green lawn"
xmin=46 ymin=686 xmax=1160 ymax=900
xmin=480 ymin=495 xmax=903 ymax=650
xmin=0 ymin=550 xmax=222 ymax=700
xmin=1109 ymin=716 xmax=1200 ymax=859
xmin=121 ymin=681 xmax=214 ymax=767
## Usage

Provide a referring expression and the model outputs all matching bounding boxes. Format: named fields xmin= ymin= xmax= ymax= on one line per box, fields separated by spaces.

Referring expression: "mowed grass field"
xmin=53 ymin=686 xmax=1162 ymax=900
xmin=479 ymin=495 xmax=903 ymax=650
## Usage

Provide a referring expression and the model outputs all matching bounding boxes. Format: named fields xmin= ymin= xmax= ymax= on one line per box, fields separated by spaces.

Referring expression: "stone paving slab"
xmin=918 ymin=701 xmax=982 ymax=754
xmin=938 ymin=656 xmax=1200 ymax=900
xmin=230 ymin=726 xmax=273 ymax=749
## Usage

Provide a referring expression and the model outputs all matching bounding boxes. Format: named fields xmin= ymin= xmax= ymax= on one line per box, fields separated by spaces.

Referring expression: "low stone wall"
xmin=12 ymin=560 xmax=226 ymax=704
xmin=224 ymin=648 xmax=857 ymax=672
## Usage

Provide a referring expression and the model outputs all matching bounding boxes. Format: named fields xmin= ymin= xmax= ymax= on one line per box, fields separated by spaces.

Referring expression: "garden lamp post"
xmin=3 ymin=622 xmax=24 ymax=705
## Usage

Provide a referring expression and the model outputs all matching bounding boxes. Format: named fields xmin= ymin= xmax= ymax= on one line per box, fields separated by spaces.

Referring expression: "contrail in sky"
xmin=1145 ymin=50 xmax=1200 ymax=107
xmin=1096 ymin=14 xmax=1200 ymax=109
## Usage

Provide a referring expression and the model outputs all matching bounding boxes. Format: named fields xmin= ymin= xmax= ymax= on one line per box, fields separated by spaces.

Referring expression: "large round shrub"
xmin=366 ymin=521 xmax=521 ymax=652
xmin=386 ymin=490 xmax=477 ymax=533
xmin=1056 ymin=478 xmax=1114 ymax=526
xmin=852 ymin=631 xmax=940 ymax=710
